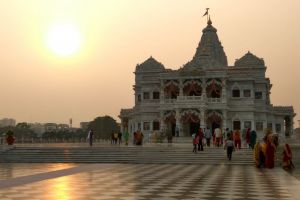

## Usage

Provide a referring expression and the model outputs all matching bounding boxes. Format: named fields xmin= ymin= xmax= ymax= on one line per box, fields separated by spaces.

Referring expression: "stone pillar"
xmin=160 ymin=111 xmax=165 ymax=132
xmin=179 ymin=79 xmax=183 ymax=97
xmin=222 ymin=78 xmax=227 ymax=103
xmin=200 ymin=109 xmax=206 ymax=129
xmin=175 ymin=109 xmax=182 ymax=137
xmin=160 ymin=80 xmax=165 ymax=102
xmin=202 ymin=78 xmax=207 ymax=98
xmin=223 ymin=110 xmax=227 ymax=130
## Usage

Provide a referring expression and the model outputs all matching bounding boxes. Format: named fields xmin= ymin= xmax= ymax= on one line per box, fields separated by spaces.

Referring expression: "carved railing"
xmin=207 ymin=98 xmax=221 ymax=103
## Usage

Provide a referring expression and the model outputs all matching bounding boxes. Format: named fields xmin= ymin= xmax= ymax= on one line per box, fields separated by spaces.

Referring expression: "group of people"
xmin=253 ymin=130 xmax=294 ymax=169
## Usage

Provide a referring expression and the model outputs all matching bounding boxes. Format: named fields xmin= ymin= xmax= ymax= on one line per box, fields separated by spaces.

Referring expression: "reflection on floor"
xmin=0 ymin=163 xmax=300 ymax=200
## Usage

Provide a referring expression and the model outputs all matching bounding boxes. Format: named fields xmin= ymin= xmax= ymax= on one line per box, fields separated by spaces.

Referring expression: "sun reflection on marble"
xmin=44 ymin=175 xmax=73 ymax=200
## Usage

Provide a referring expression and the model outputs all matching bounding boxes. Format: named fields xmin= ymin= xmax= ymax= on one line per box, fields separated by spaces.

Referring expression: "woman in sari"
xmin=283 ymin=143 xmax=293 ymax=169
xmin=253 ymin=141 xmax=261 ymax=167
xmin=265 ymin=134 xmax=276 ymax=169
xmin=249 ymin=130 xmax=257 ymax=149
xmin=245 ymin=128 xmax=250 ymax=148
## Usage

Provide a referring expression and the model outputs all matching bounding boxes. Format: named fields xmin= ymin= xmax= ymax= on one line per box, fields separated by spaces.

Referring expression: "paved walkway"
xmin=0 ymin=163 xmax=300 ymax=200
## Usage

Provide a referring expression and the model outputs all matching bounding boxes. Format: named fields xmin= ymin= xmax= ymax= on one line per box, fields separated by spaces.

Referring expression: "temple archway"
xmin=164 ymin=81 xmax=179 ymax=99
xmin=206 ymin=79 xmax=222 ymax=98
xmin=183 ymin=80 xmax=202 ymax=96
xmin=164 ymin=111 xmax=176 ymax=136
xmin=181 ymin=110 xmax=201 ymax=136
xmin=206 ymin=111 xmax=223 ymax=134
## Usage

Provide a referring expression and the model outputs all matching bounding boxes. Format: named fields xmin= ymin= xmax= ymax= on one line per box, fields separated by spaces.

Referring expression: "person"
xmin=282 ymin=142 xmax=294 ymax=169
xmin=214 ymin=128 xmax=222 ymax=147
xmin=113 ymin=132 xmax=118 ymax=144
xmin=124 ymin=130 xmax=129 ymax=145
xmin=111 ymin=131 xmax=115 ymax=144
xmin=133 ymin=131 xmax=137 ymax=145
xmin=118 ymin=132 xmax=122 ymax=145
xmin=249 ymin=130 xmax=257 ymax=149
xmin=197 ymin=128 xmax=204 ymax=151
xmin=233 ymin=130 xmax=241 ymax=149
xmin=253 ymin=141 xmax=261 ymax=167
xmin=224 ymin=136 xmax=235 ymax=161
xmin=205 ymin=128 xmax=212 ymax=147
xmin=265 ymin=134 xmax=276 ymax=169
xmin=193 ymin=134 xmax=200 ymax=153
xmin=87 ymin=129 xmax=94 ymax=146
xmin=245 ymin=128 xmax=250 ymax=148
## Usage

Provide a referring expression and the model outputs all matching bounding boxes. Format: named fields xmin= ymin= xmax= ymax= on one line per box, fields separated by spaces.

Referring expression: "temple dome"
xmin=234 ymin=51 xmax=265 ymax=68
xmin=135 ymin=56 xmax=165 ymax=72
xmin=183 ymin=17 xmax=228 ymax=70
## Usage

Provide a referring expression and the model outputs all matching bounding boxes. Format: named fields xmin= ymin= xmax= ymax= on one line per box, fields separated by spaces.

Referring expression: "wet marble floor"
xmin=0 ymin=163 xmax=300 ymax=200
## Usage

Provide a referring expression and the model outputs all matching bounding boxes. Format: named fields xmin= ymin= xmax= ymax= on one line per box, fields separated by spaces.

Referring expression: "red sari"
xmin=265 ymin=142 xmax=275 ymax=168
xmin=283 ymin=143 xmax=292 ymax=167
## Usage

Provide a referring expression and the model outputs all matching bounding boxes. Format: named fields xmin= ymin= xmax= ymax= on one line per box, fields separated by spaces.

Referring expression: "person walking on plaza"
xmin=214 ymin=127 xmax=222 ymax=147
xmin=233 ymin=130 xmax=241 ymax=149
xmin=118 ymin=132 xmax=122 ymax=145
xmin=224 ymin=136 xmax=235 ymax=161
xmin=192 ymin=134 xmax=200 ymax=153
xmin=245 ymin=128 xmax=250 ymax=148
xmin=282 ymin=142 xmax=294 ymax=169
xmin=87 ymin=129 xmax=94 ymax=147
xmin=265 ymin=134 xmax=276 ymax=169
xmin=249 ymin=130 xmax=257 ymax=149
xmin=124 ymin=130 xmax=129 ymax=145
xmin=198 ymin=128 xmax=204 ymax=151
xmin=205 ymin=128 xmax=212 ymax=147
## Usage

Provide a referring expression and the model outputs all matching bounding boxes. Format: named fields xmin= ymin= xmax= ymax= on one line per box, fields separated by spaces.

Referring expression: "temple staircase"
xmin=0 ymin=145 xmax=254 ymax=165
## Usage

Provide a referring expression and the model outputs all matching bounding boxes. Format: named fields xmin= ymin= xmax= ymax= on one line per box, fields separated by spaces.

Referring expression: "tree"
xmin=88 ymin=115 xmax=119 ymax=139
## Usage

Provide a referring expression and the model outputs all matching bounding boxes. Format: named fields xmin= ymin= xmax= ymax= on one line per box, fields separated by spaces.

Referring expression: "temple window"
xmin=244 ymin=121 xmax=251 ymax=129
xmin=143 ymin=122 xmax=150 ymax=131
xmin=256 ymin=122 xmax=263 ymax=131
xmin=153 ymin=121 xmax=160 ymax=130
xmin=153 ymin=91 xmax=160 ymax=99
xmin=255 ymin=92 xmax=263 ymax=99
xmin=243 ymin=90 xmax=251 ymax=97
xmin=233 ymin=121 xmax=241 ymax=130
xmin=276 ymin=124 xmax=281 ymax=132
xmin=267 ymin=123 xmax=272 ymax=130
xmin=137 ymin=94 xmax=141 ymax=102
xmin=143 ymin=92 xmax=150 ymax=100
xmin=232 ymin=90 xmax=240 ymax=97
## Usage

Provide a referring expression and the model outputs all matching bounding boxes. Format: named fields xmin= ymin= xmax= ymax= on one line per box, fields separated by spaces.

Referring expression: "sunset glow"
xmin=46 ymin=22 xmax=81 ymax=57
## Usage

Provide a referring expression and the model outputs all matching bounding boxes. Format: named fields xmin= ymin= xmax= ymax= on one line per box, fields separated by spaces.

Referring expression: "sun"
xmin=46 ymin=22 xmax=82 ymax=57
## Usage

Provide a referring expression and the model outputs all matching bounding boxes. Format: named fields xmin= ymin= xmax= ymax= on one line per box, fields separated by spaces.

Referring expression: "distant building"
xmin=29 ymin=123 xmax=46 ymax=136
xmin=80 ymin=122 xmax=90 ymax=130
xmin=57 ymin=124 xmax=70 ymax=130
xmin=44 ymin=123 xmax=58 ymax=132
xmin=0 ymin=118 xmax=16 ymax=127
xmin=119 ymin=17 xmax=295 ymax=139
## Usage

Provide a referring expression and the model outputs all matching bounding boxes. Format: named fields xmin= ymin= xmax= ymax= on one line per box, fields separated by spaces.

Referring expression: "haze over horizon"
xmin=0 ymin=0 xmax=299 ymax=127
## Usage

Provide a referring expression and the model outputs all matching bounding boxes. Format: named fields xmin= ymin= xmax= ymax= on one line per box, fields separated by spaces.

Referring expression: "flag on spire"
xmin=203 ymin=8 xmax=209 ymax=17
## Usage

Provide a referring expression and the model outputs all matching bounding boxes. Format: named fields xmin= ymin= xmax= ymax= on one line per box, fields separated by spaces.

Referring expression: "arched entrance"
xmin=164 ymin=111 xmax=176 ymax=136
xmin=181 ymin=111 xmax=200 ymax=136
xmin=206 ymin=112 xmax=222 ymax=134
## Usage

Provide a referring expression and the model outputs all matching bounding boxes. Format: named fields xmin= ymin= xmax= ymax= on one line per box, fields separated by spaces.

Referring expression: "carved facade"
xmin=119 ymin=18 xmax=295 ymax=139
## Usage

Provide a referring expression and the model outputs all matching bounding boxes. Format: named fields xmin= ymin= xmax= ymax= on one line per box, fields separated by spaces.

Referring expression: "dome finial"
xmin=207 ymin=15 xmax=212 ymax=25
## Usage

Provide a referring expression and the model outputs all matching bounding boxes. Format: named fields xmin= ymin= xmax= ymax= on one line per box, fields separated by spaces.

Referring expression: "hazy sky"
xmin=0 ymin=0 xmax=299 ymax=127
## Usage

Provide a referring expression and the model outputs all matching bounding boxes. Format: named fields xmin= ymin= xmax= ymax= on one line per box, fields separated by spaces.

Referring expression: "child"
xmin=193 ymin=134 xmax=200 ymax=153
xmin=224 ymin=136 xmax=235 ymax=161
